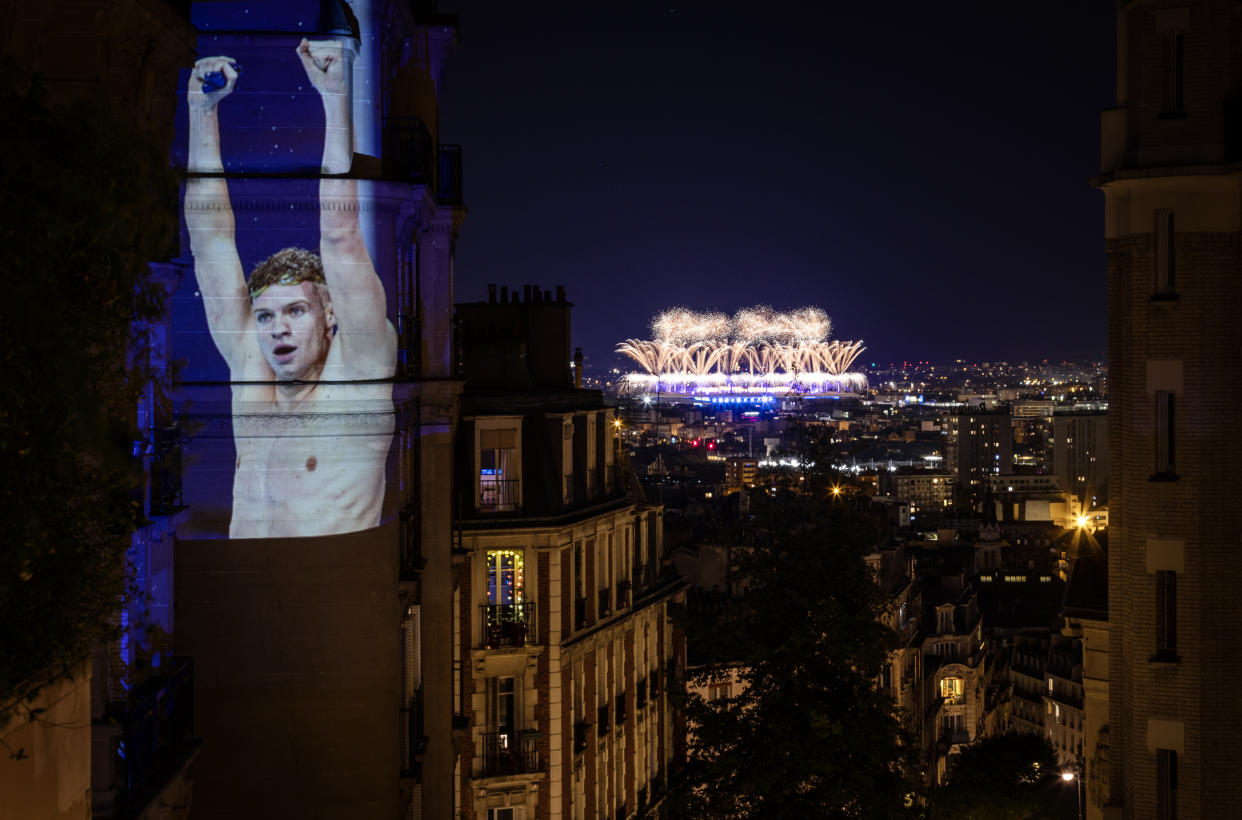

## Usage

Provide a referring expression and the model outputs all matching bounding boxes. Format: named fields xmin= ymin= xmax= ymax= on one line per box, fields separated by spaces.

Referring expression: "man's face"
xmin=252 ymin=281 xmax=335 ymax=380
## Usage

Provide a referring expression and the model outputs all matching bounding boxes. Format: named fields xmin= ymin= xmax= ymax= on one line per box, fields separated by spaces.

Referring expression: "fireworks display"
xmin=618 ymin=306 xmax=868 ymax=398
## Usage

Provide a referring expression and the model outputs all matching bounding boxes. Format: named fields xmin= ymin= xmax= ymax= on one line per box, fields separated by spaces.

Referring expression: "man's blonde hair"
xmin=248 ymin=247 xmax=329 ymax=302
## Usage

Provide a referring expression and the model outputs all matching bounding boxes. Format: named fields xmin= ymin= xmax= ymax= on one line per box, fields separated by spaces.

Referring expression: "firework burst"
xmin=618 ymin=306 xmax=867 ymax=398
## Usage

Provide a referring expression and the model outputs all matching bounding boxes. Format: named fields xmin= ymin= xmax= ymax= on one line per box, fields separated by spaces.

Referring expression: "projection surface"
xmin=173 ymin=13 xmax=398 ymax=540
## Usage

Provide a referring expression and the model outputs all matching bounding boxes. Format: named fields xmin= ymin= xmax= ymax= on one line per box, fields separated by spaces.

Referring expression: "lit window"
xmin=487 ymin=550 xmax=525 ymax=606
xmin=940 ymin=677 xmax=965 ymax=705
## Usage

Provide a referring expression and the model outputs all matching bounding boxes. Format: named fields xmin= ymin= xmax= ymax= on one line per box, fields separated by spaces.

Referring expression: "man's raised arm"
xmin=298 ymin=38 xmax=396 ymax=379
xmin=185 ymin=57 xmax=251 ymax=374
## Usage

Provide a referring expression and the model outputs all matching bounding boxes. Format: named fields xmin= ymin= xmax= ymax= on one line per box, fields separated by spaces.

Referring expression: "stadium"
xmin=617 ymin=306 xmax=867 ymax=403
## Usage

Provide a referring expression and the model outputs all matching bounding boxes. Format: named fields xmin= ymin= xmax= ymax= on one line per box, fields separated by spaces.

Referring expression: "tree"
xmin=672 ymin=461 xmax=918 ymax=819
xmin=0 ymin=75 xmax=175 ymax=704
xmin=927 ymin=733 xmax=1072 ymax=820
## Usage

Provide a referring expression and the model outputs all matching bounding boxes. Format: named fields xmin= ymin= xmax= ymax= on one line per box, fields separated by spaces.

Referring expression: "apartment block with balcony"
xmin=1045 ymin=637 xmax=1085 ymax=767
xmin=919 ymin=574 xmax=989 ymax=784
xmin=453 ymin=286 xmax=685 ymax=819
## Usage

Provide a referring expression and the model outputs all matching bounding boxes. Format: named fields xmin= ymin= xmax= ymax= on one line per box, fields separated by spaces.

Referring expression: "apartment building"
xmin=454 ymin=287 xmax=684 ymax=819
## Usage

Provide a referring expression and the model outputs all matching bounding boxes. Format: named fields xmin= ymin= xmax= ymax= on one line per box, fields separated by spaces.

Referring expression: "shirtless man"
xmin=185 ymin=40 xmax=396 ymax=538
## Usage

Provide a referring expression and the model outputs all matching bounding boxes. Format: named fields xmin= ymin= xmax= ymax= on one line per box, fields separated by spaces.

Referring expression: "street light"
xmin=1061 ymin=760 xmax=1084 ymax=820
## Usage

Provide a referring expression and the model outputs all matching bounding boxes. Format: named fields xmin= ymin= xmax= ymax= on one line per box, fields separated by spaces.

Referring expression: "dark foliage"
xmin=927 ymin=732 xmax=1074 ymax=820
xmin=670 ymin=439 xmax=918 ymax=818
xmin=0 ymin=76 xmax=175 ymax=702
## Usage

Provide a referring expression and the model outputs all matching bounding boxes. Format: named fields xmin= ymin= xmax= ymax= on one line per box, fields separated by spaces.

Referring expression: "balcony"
xmin=481 ymin=729 xmax=539 ymax=777
xmin=437 ymin=144 xmax=463 ymax=206
xmin=615 ymin=579 xmax=631 ymax=609
xmin=384 ymin=116 xmax=433 ymax=183
xmin=400 ymin=686 xmax=426 ymax=776
xmin=481 ymin=602 xmax=536 ymax=649
xmin=479 ymin=477 xmax=520 ymax=512
xmin=399 ymin=500 xmax=423 ymax=582
xmin=148 ymin=426 xmax=183 ymax=516
xmin=117 ymin=658 xmax=195 ymax=799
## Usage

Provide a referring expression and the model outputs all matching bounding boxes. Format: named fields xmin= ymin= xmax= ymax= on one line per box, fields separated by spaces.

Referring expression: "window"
xmin=479 ymin=428 xmax=518 ymax=511
xmin=1164 ymin=31 xmax=1185 ymax=115
xmin=488 ymin=808 xmax=522 ymax=820
xmin=1155 ymin=210 xmax=1176 ymax=293
xmin=1157 ymin=748 xmax=1178 ymax=820
xmin=487 ymin=550 xmax=524 ymax=606
xmin=484 ymin=550 xmax=530 ymax=648
xmin=494 ymin=676 xmax=516 ymax=735
xmin=1156 ymin=570 xmax=1177 ymax=656
xmin=1156 ymin=391 xmax=1176 ymax=475
xmin=940 ymin=677 xmax=964 ymax=705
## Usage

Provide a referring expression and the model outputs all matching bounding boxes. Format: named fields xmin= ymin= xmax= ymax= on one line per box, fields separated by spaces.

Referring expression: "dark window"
xmin=1156 ymin=570 xmax=1177 ymax=654
xmin=1166 ymin=32 xmax=1185 ymax=114
xmin=1155 ymin=210 xmax=1176 ymax=293
xmin=1156 ymin=391 xmax=1176 ymax=475
xmin=1157 ymin=748 xmax=1178 ymax=820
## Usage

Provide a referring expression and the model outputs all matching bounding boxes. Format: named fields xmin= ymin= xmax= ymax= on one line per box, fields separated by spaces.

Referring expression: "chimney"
xmin=500 ymin=285 xmax=508 ymax=303
xmin=556 ymin=285 xmax=566 ymax=303
xmin=487 ymin=284 xmax=497 ymax=303
xmin=574 ymin=347 xmax=583 ymax=389
xmin=523 ymin=284 xmax=532 ymax=303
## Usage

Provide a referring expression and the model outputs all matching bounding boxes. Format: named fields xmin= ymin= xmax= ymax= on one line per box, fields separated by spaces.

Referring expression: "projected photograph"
xmin=178 ymin=35 xmax=397 ymax=539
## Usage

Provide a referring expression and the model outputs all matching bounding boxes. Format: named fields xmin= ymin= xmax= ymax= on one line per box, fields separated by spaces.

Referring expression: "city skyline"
xmin=441 ymin=0 xmax=1118 ymax=368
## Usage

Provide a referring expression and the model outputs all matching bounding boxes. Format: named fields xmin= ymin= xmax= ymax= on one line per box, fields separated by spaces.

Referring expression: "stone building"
xmin=1097 ymin=1 xmax=1242 ymax=816
xmin=453 ymin=287 xmax=684 ymax=819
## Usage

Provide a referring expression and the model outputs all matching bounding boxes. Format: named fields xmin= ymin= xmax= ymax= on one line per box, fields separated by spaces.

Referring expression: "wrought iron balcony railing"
xmin=148 ymin=426 xmax=183 ymax=516
xmin=479 ymin=478 xmax=520 ymax=512
xmin=437 ymin=144 xmax=463 ymax=205
xmin=481 ymin=729 xmax=539 ymax=777
xmin=615 ymin=579 xmax=631 ymax=609
xmin=481 ymin=602 xmax=536 ymax=649
xmin=118 ymin=658 xmax=194 ymax=797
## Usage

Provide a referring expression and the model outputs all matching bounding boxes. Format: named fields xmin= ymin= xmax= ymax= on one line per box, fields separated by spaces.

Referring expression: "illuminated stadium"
xmin=617 ymin=306 xmax=867 ymax=404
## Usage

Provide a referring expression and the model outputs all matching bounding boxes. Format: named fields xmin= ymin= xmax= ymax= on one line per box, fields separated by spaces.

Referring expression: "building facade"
xmin=454 ymin=288 xmax=684 ymax=819
xmin=169 ymin=2 xmax=463 ymax=817
xmin=1098 ymin=2 xmax=1242 ymax=817
xmin=948 ymin=410 xmax=1013 ymax=504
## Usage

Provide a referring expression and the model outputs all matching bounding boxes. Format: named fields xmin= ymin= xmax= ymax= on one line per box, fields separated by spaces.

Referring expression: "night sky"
xmin=439 ymin=1 xmax=1118 ymax=371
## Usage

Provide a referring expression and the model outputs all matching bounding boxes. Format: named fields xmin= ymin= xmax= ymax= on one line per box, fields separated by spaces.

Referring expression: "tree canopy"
xmin=672 ymin=457 xmax=918 ymax=818
xmin=927 ymin=732 xmax=1074 ymax=820
xmin=0 ymin=76 xmax=175 ymax=703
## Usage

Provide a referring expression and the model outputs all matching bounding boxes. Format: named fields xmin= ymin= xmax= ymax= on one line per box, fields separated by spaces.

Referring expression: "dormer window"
xmin=938 ymin=605 xmax=954 ymax=634
xmin=478 ymin=424 xmax=520 ymax=512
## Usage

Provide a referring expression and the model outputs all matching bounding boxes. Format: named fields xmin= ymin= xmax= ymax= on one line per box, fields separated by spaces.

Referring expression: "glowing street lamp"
xmin=1061 ymin=758 xmax=1085 ymax=820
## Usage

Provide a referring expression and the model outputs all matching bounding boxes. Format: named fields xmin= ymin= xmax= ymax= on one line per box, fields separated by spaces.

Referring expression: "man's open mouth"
xmin=273 ymin=343 xmax=297 ymax=359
